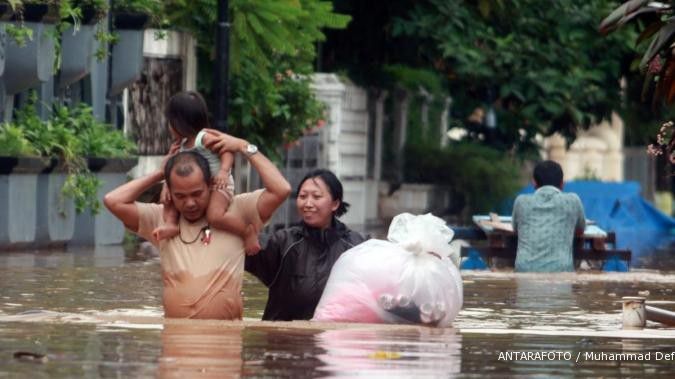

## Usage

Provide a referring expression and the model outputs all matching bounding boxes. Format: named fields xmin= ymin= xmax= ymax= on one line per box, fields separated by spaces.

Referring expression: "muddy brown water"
xmin=1 ymin=246 xmax=674 ymax=377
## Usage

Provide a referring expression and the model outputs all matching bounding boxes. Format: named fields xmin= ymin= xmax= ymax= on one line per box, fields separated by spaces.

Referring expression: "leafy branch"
xmin=392 ymin=0 xmax=637 ymax=151
xmin=163 ymin=0 xmax=349 ymax=156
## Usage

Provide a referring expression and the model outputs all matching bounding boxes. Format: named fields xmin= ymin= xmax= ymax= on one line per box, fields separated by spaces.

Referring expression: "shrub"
xmin=0 ymin=93 xmax=136 ymax=214
xmin=404 ymin=142 xmax=523 ymax=216
xmin=0 ymin=124 xmax=38 ymax=156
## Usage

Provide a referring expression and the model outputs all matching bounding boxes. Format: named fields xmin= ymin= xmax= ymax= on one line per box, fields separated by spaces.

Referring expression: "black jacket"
xmin=245 ymin=218 xmax=366 ymax=321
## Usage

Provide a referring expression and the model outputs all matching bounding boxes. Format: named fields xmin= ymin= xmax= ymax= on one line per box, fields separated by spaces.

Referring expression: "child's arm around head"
xmin=201 ymin=128 xmax=291 ymax=225
xmin=214 ymin=151 xmax=234 ymax=189
xmin=198 ymin=130 xmax=234 ymax=190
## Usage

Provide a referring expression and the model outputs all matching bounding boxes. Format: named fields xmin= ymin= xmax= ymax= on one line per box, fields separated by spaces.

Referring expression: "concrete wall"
xmin=312 ymin=74 xmax=370 ymax=231
xmin=544 ymin=112 xmax=624 ymax=182
xmin=0 ymin=158 xmax=136 ymax=250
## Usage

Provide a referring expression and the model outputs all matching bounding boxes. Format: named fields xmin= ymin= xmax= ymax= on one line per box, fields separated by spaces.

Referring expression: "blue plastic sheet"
xmin=505 ymin=181 xmax=675 ymax=259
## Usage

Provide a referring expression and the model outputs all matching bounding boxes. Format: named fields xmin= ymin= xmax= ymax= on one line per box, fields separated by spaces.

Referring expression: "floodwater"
xmin=1 ymin=246 xmax=675 ymax=377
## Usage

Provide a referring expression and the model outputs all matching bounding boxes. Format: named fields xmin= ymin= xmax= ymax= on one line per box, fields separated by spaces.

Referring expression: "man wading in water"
xmin=104 ymin=129 xmax=291 ymax=319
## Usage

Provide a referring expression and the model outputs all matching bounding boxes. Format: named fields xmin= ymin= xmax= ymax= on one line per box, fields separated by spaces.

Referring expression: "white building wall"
xmin=312 ymin=74 xmax=369 ymax=231
xmin=544 ymin=112 xmax=625 ymax=182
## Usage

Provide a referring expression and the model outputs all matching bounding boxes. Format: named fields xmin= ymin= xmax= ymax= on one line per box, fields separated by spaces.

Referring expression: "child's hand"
xmin=200 ymin=132 xmax=219 ymax=154
xmin=160 ymin=141 xmax=181 ymax=172
xmin=213 ymin=170 xmax=229 ymax=190
xmin=211 ymin=172 xmax=233 ymax=204
xmin=168 ymin=140 xmax=181 ymax=155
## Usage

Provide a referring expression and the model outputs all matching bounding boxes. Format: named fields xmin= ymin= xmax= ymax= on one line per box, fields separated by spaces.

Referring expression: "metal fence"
xmin=247 ymin=132 xmax=321 ymax=230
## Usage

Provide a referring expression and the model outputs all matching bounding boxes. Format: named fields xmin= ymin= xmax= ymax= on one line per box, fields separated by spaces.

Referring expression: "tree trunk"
xmin=128 ymin=58 xmax=183 ymax=155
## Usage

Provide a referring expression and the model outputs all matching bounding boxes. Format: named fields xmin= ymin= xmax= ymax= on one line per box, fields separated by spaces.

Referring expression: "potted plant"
xmin=59 ymin=0 xmax=109 ymax=88
xmin=0 ymin=3 xmax=10 ymax=77
xmin=0 ymin=27 xmax=5 ymax=80
xmin=0 ymin=1 xmax=58 ymax=96
xmin=0 ymin=92 xmax=137 ymax=249
xmin=108 ymin=0 xmax=162 ymax=96
xmin=0 ymin=1 xmax=111 ymax=95
xmin=0 ymin=124 xmax=49 ymax=249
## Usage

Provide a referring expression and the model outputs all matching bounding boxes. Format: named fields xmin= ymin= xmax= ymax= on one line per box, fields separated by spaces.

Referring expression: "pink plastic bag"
xmin=313 ymin=213 xmax=463 ymax=327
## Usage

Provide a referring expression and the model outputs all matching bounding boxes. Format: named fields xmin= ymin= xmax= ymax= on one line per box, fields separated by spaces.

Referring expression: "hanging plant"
xmin=0 ymin=92 xmax=136 ymax=214
xmin=4 ymin=1 xmax=112 ymax=64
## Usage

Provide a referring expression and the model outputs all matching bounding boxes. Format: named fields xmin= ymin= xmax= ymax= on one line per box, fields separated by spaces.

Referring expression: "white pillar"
xmin=373 ymin=90 xmax=388 ymax=181
xmin=440 ymin=97 xmax=452 ymax=147
xmin=311 ymin=74 xmax=346 ymax=173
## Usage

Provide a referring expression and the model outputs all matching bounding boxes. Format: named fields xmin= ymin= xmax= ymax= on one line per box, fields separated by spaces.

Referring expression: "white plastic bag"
xmin=388 ymin=213 xmax=459 ymax=267
xmin=313 ymin=213 xmax=463 ymax=327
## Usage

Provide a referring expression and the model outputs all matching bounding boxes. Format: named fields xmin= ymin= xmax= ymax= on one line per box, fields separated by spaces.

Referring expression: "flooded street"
xmin=1 ymin=247 xmax=674 ymax=377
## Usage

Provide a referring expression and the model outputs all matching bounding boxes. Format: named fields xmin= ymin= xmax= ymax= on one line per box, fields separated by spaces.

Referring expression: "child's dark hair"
xmin=297 ymin=169 xmax=350 ymax=217
xmin=166 ymin=91 xmax=210 ymax=138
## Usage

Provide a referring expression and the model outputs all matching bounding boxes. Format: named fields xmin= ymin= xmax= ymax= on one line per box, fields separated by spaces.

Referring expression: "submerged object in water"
xmin=622 ymin=296 xmax=675 ymax=328
xmin=13 ymin=351 xmax=48 ymax=363
xmin=646 ymin=305 xmax=675 ymax=326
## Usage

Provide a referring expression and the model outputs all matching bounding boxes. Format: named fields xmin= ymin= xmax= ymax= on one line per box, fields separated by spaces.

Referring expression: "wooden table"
xmin=459 ymin=215 xmax=631 ymax=263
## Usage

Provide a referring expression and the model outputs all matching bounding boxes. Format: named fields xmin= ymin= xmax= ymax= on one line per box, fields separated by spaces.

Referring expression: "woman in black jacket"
xmin=245 ymin=169 xmax=366 ymax=320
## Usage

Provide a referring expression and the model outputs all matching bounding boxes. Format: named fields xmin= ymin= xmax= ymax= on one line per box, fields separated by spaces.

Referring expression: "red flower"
xmin=283 ymin=140 xmax=301 ymax=150
xmin=648 ymin=57 xmax=663 ymax=74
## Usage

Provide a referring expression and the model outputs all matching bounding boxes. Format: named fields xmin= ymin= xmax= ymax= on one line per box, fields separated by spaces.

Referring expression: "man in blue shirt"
xmin=512 ymin=161 xmax=586 ymax=272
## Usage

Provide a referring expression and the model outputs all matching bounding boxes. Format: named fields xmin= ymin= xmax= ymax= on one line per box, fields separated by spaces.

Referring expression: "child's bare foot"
xmin=243 ymin=224 xmax=261 ymax=255
xmin=152 ymin=225 xmax=179 ymax=241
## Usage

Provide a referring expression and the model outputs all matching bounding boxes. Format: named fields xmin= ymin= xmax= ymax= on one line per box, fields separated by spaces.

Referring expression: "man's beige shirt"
xmin=135 ymin=190 xmax=263 ymax=320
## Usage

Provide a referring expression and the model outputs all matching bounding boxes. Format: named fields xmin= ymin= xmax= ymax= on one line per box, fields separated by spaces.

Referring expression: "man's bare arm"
xmin=103 ymin=170 xmax=164 ymax=233
xmin=244 ymin=144 xmax=292 ymax=224
xmin=104 ymin=141 xmax=179 ymax=231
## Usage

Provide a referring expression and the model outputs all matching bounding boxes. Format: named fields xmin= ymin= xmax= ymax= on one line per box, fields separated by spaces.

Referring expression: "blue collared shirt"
xmin=512 ymin=186 xmax=586 ymax=272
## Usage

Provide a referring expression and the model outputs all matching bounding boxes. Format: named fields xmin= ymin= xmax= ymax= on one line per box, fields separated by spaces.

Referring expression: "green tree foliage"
xmin=382 ymin=64 xmax=444 ymax=95
xmin=600 ymin=1 xmax=675 ymax=160
xmin=163 ymin=0 xmax=350 ymax=157
xmin=392 ymin=0 xmax=638 ymax=151
xmin=114 ymin=0 xmax=163 ymax=14
xmin=318 ymin=1 xmax=422 ymax=86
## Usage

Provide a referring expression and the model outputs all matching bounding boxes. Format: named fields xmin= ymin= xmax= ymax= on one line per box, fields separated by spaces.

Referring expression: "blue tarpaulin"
xmin=505 ymin=181 xmax=675 ymax=258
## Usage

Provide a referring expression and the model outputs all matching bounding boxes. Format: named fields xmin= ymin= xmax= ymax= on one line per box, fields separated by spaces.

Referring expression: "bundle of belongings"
xmin=313 ymin=213 xmax=463 ymax=327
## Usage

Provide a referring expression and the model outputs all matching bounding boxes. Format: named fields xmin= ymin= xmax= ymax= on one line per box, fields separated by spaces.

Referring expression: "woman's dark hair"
xmin=533 ymin=160 xmax=563 ymax=189
xmin=166 ymin=91 xmax=210 ymax=138
xmin=165 ymin=151 xmax=212 ymax=188
xmin=297 ymin=169 xmax=349 ymax=217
